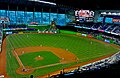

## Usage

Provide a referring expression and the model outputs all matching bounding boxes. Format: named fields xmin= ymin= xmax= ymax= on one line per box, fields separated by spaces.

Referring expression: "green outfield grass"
xmin=6 ymin=33 xmax=119 ymax=78
xmin=27 ymin=25 xmax=50 ymax=31
xmin=19 ymin=51 xmax=60 ymax=67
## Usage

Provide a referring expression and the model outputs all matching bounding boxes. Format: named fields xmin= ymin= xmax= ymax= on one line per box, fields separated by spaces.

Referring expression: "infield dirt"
xmin=14 ymin=46 xmax=79 ymax=74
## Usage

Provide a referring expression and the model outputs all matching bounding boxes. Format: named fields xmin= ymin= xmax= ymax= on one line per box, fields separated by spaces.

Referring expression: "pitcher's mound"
xmin=16 ymin=66 xmax=34 ymax=75
xmin=35 ymin=55 xmax=43 ymax=61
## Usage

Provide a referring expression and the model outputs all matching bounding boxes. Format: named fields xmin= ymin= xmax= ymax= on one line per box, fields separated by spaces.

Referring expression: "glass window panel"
xmin=42 ymin=12 xmax=50 ymax=25
xmin=16 ymin=11 xmax=25 ymax=24
xmin=50 ymin=13 xmax=57 ymax=24
xmin=0 ymin=10 xmax=6 ymax=17
xmin=66 ymin=14 xmax=74 ymax=23
xmin=25 ymin=12 xmax=33 ymax=24
xmin=34 ymin=12 xmax=41 ymax=24
xmin=7 ymin=11 xmax=16 ymax=24
xmin=97 ymin=17 xmax=103 ymax=22
xmin=105 ymin=17 xmax=113 ymax=23
xmin=57 ymin=14 xmax=65 ymax=26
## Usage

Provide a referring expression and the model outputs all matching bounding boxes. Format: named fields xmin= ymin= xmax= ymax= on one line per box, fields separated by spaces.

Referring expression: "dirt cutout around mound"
xmin=14 ymin=46 xmax=79 ymax=75
xmin=35 ymin=56 xmax=44 ymax=61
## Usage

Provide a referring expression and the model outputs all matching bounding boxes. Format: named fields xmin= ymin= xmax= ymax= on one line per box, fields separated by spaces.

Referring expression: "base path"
xmin=0 ymin=38 xmax=9 ymax=78
xmin=14 ymin=46 xmax=79 ymax=63
xmin=14 ymin=46 xmax=79 ymax=75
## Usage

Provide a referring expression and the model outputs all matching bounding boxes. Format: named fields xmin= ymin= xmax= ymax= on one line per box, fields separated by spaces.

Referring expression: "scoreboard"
xmin=75 ymin=10 xmax=94 ymax=17
xmin=75 ymin=10 xmax=94 ymax=22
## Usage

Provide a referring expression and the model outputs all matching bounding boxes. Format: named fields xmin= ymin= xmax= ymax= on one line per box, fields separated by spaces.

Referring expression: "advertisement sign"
xmin=6 ymin=32 xmax=12 ymax=34
xmin=112 ymin=18 xmax=120 ymax=23
xmin=75 ymin=10 xmax=94 ymax=17
xmin=104 ymin=39 xmax=110 ymax=43
xmin=19 ymin=32 xmax=23 ymax=34
xmin=82 ymin=34 xmax=87 ymax=37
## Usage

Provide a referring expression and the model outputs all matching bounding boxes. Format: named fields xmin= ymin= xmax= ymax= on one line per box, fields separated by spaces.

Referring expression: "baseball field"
xmin=5 ymin=33 xmax=119 ymax=78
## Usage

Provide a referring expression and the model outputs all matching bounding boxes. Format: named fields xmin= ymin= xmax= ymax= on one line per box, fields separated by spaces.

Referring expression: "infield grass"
xmin=19 ymin=51 xmax=60 ymax=67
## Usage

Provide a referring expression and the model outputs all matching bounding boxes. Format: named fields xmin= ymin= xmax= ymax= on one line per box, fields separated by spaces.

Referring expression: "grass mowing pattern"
xmin=6 ymin=34 xmax=119 ymax=78
xmin=19 ymin=51 xmax=60 ymax=67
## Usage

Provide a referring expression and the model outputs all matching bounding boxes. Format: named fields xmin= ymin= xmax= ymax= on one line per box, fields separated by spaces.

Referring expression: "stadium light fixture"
xmin=112 ymin=13 xmax=117 ymax=15
xmin=101 ymin=12 xmax=106 ymax=15
xmin=108 ymin=12 xmax=111 ymax=15
xmin=28 ymin=0 xmax=56 ymax=5
xmin=117 ymin=13 xmax=120 ymax=15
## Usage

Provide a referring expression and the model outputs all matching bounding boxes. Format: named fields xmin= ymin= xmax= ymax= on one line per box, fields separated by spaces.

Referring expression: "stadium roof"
xmin=53 ymin=0 xmax=119 ymax=10
xmin=0 ymin=0 xmax=119 ymax=10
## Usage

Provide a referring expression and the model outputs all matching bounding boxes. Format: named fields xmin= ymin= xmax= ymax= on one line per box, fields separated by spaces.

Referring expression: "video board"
xmin=75 ymin=10 xmax=94 ymax=17
xmin=75 ymin=10 xmax=94 ymax=22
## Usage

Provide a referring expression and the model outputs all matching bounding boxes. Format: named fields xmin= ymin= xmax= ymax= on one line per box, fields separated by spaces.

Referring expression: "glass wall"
xmin=34 ymin=12 xmax=41 ymax=24
xmin=25 ymin=12 xmax=33 ymax=24
xmin=16 ymin=11 xmax=25 ymax=24
xmin=50 ymin=13 xmax=57 ymax=24
xmin=66 ymin=14 xmax=74 ymax=23
xmin=0 ymin=9 xmax=74 ymax=26
xmin=57 ymin=14 xmax=65 ymax=26
xmin=97 ymin=17 xmax=103 ymax=22
xmin=0 ymin=10 xmax=6 ymax=17
xmin=105 ymin=17 xmax=113 ymax=23
xmin=42 ymin=12 xmax=50 ymax=25
xmin=7 ymin=11 xmax=16 ymax=24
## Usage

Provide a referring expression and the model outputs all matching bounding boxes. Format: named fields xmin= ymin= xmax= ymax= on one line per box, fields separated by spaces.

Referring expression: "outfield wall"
xmin=60 ymin=30 xmax=116 ymax=45
xmin=2 ymin=25 xmax=118 ymax=46
xmin=27 ymin=25 xmax=50 ymax=31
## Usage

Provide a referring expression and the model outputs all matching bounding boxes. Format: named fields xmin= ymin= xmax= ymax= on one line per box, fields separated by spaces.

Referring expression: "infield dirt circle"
xmin=14 ymin=46 xmax=79 ymax=75
xmin=35 ymin=56 xmax=44 ymax=61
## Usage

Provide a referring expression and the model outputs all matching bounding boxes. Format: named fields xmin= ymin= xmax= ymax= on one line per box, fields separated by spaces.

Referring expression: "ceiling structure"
xmin=0 ymin=0 xmax=119 ymax=10
xmin=46 ymin=0 xmax=119 ymax=10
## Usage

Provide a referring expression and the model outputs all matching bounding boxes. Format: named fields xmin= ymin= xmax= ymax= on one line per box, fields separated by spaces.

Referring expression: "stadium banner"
xmin=82 ymin=34 xmax=87 ymax=37
xmin=60 ymin=30 xmax=77 ymax=34
xmin=112 ymin=18 xmax=120 ymax=24
xmin=110 ymin=39 xmax=114 ymax=44
xmin=87 ymin=34 xmax=93 ymax=38
xmin=18 ymin=32 xmax=23 ymax=34
xmin=97 ymin=35 xmax=104 ymax=40
xmin=76 ymin=33 xmax=82 ymax=36
xmin=112 ymin=18 xmax=120 ymax=23
xmin=104 ymin=39 xmax=110 ymax=43
xmin=6 ymin=32 xmax=12 ymax=35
